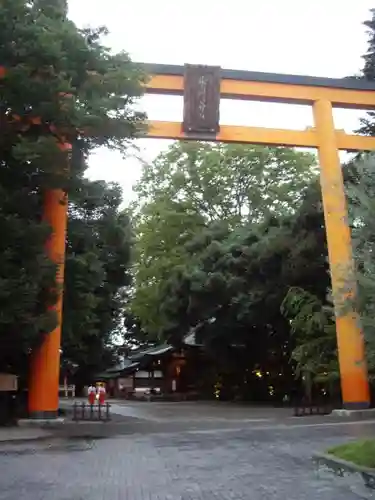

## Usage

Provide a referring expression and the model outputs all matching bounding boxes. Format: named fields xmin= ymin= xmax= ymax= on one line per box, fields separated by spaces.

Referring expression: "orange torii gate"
xmin=139 ymin=63 xmax=375 ymax=410
xmin=26 ymin=63 xmax=375 ymax=418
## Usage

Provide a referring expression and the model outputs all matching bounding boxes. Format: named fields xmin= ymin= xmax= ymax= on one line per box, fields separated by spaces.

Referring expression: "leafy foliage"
xmin=62 ymin=180 xmax=132 ymax=385
xmin=0 ymin=0 xmax=144 ymax=376
xmin=0 ymin=179 xmax=56 ymax=372
xmin=358 ymin=8 xmax=375 ymax=136
xmin=281 ymin=288 xmax=338 ymax=383
xmin=159 ymin=183 xmax=329 ymax=394
xmin=344 ymin=7 xmax=375 ymax=379
xmin=135 ymin=142 xmax=317 ymax=223
xmin=131 ymin=142 xmax=318 ymax=340
xmin=279 ymin=7 xmax=375 ymax=391
xmin=347 ymin=155 xmax=375 ymax=376
xmin=128 ymin=140 xmax=329 ymax=400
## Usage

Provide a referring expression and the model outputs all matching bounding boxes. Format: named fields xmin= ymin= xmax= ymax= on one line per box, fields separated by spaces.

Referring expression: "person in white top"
xmin=88 ymin=384 xmax=96 ymax=405
xmin=98 ymin=384 xmax=106 ymax=405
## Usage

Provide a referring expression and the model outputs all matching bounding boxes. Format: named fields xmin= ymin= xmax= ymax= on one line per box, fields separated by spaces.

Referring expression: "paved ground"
xmin=1 ymin=401 xmax=375 ymax=499
xmin=0 ymin=427 xmax=51 ymax=443
xmin=108 ymin=400 xmax=294 ymax=422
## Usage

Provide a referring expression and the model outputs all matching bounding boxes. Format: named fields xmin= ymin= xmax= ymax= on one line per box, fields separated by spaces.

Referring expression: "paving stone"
xmin=0 ymin=410 xmax=374 ymax=499
xmin=0 ymin=427 xmax=51 ymax=443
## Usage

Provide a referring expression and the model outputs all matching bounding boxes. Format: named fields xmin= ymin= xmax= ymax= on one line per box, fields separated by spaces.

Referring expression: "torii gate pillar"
xmin=28 ymin=188 xmax=68 ymax=419
xmin=313 ymin=99 xmax=369 ymax=408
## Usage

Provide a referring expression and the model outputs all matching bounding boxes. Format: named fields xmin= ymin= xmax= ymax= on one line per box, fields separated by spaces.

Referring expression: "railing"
xmin=72 ymin=402 xmax=111 ymax=422
xmin=293 ymin=399 xmax=334 ymax=417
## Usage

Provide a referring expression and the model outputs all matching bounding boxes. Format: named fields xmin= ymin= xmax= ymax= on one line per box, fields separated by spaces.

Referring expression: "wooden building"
xmin=96 ymin=344 xmax=188 ymax=399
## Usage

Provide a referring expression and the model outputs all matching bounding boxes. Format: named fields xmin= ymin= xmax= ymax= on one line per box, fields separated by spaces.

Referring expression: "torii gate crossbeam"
xmin=141 ymin=63 xmax=375 ymax=410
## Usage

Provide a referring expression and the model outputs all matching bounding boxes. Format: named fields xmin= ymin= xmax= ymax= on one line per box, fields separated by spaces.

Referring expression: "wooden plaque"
xmin=183 ymin=64 xmax=221 ymax=137
xmin=0 ymin=373 xmax=17 ymax=391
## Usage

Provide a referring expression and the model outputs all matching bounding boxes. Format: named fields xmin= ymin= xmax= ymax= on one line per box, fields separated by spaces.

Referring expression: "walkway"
xmin=0 ymin=401 xmax=374 ymax=499
xmin=108 ymin=399 xmax=293 ymax=423
xmin=0 ymin=427 xmax=51 ymax=443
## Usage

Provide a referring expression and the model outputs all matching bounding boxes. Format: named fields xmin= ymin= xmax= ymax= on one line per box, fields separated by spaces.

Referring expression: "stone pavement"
xmin=1 ymin=402 xmax=375 ymax=499
xmin=107 ymin=399 xmax=294 ymax=423
xmin=58 ymin=400 xmax=375 ymax=438
xmin=0 ymin=427 xmax=51 ymax=443
xmin=62 ymin=398 xmax=295 ymax=423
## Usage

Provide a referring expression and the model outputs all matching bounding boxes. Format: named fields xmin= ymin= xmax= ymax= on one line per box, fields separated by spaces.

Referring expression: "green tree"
xmin=280 ymin=288 xmax=338 ymax=391
xmin=61 ymin=179 xmax=132 ymax=386
xmin=155 ymin=178 xmax=329 ymax=401
xmin=280 ymin=154 xmax=375 ymax=393
xmin=279 ymin=7 xmax=375 ymax=396
xmin=136 ymin=142 xmax=317 ymax=224
xmin=131 ymin=197 xmax=206 ymax=336
xmin=280 ymin=8 xmax=375 ymax=390
xmin=350 ymin=8 xmax=375 ymax=377
xmin=0 ymin=176 xmax=56 ymax=374
xmin=347 ymin=155 xmax=375 ymax=376
xmin=0 ymin=0 xmax=144 ymax=376
xmin=358 ymin=8 xmax=375 ymax=136
xmin=131 ymin=142 xmax=317 ymax=338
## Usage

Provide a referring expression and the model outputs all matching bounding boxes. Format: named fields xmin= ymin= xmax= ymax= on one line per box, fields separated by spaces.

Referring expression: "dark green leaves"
xmin=0 ymin=1 xmax=143 ymax=377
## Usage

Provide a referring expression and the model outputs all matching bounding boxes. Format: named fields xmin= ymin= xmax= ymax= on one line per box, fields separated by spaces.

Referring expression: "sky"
xmin=67 ymin=0 xmax=375 ymax=205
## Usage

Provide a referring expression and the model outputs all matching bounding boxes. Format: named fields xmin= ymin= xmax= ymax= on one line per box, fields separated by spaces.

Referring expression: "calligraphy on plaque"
xmin=183 ymin=64 xmax=221 ymax=137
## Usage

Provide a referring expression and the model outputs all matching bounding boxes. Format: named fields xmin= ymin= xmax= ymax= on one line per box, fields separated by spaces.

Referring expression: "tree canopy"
xmin=127 ymin=139 xmax=328 ymax=400
xmin=278 ymin=7 xmax=375 ymax=393
xmin=0 ymin=0 xmax=144 ymax=378
xmin=347 ymin=155 xmax=375 ymax=377
xmin=61 ymin=179 xmax=132 ymax=386
xmin=131 ymin=142 xmax=318 ymax=342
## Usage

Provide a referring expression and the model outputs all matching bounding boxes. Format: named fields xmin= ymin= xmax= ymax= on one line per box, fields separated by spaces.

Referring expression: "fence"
xmin=72 ymin=402 xmax=111 ymax=422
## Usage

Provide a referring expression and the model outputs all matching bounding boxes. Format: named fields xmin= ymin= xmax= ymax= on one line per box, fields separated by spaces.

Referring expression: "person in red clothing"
xmin=87 ymin=384 xmax=96 ymax=405
xmin=98 ymin=383 xmax=106 ymax=405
